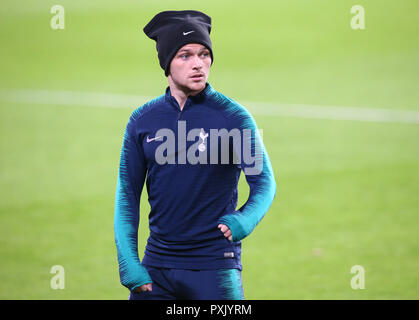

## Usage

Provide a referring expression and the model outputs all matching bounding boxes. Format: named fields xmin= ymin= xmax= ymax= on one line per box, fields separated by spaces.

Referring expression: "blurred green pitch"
xmin=0 ymin=0 xmax=418 ymax=299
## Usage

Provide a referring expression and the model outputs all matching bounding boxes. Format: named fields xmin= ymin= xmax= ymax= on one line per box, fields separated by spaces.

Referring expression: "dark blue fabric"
xmin=129 ymin=265 xmax=244 ymax=300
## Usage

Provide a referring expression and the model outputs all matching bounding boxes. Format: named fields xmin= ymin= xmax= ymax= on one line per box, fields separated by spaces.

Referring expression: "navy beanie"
xmin=143 ymin=10 xmax=214 ymax=77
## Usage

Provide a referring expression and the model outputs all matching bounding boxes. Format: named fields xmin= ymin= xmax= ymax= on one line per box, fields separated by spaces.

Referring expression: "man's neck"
xmin=170 ymin=86 xmax=189 ymax=111
xmin=168 ymin=81 xmax=204 ymax=111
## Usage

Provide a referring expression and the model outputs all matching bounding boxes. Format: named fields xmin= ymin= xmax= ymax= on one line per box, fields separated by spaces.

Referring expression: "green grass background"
xmin=0 ymin=0 xmax=418 ymax=299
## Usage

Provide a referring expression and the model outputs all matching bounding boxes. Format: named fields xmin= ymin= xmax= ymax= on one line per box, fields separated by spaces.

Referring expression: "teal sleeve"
xmin=114 ymin=113 xmax=152 ymax=291
xmin=218 ymin=104 xmax=277 ymax=242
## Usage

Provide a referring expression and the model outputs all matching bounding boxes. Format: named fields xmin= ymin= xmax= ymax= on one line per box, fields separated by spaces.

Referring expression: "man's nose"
xmin=192 ymin=55 xmax=203 ymax=69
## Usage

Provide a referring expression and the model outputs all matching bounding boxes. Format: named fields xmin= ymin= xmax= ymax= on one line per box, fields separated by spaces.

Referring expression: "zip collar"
xmin=164 ymin=82 xmax=214 ymax=111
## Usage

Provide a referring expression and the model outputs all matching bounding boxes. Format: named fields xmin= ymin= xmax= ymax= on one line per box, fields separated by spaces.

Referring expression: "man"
xmin=114 ymin=10 xmax=276 ymax=300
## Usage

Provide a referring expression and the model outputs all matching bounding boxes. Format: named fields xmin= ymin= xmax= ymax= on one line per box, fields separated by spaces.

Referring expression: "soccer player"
xmin=114 ymin=10 xmax=277 ymax=300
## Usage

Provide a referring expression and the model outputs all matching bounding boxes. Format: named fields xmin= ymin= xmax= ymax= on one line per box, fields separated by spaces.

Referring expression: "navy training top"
xmin=114 ymin=82 xmax=277 ymax=291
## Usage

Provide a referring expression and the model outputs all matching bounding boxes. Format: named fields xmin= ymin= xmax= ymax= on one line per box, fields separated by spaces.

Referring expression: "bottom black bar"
xmin=0 ymin=300 xmax=416 ymax=318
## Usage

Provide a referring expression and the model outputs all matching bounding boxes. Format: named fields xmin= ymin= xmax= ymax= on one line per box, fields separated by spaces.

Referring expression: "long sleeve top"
xmin=114 ymin=82 xmax=276 ymax=291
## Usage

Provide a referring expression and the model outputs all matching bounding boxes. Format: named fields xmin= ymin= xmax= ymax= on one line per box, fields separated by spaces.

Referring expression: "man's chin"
xmin=187 ymin=80 xmax=206 ymax=93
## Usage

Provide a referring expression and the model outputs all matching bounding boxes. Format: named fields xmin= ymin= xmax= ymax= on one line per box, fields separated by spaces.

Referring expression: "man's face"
xmin=168 ymin=43 xmax=212 ymax=94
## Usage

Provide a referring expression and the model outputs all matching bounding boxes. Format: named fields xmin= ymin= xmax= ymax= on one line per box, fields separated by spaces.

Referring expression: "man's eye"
xmin=181 ymin=54 xmax=189 ymax=59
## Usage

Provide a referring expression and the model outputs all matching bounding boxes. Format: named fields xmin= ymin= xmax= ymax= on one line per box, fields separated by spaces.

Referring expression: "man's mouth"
xmin=191 ymin=74 xmax=204 ymax=80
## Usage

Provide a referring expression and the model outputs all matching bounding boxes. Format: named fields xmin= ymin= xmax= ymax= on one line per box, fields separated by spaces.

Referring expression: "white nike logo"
xmin=183 ymin=30 xmax=195 ymax=36
xmin=146 ymin=136 xmax=162 ymax=143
